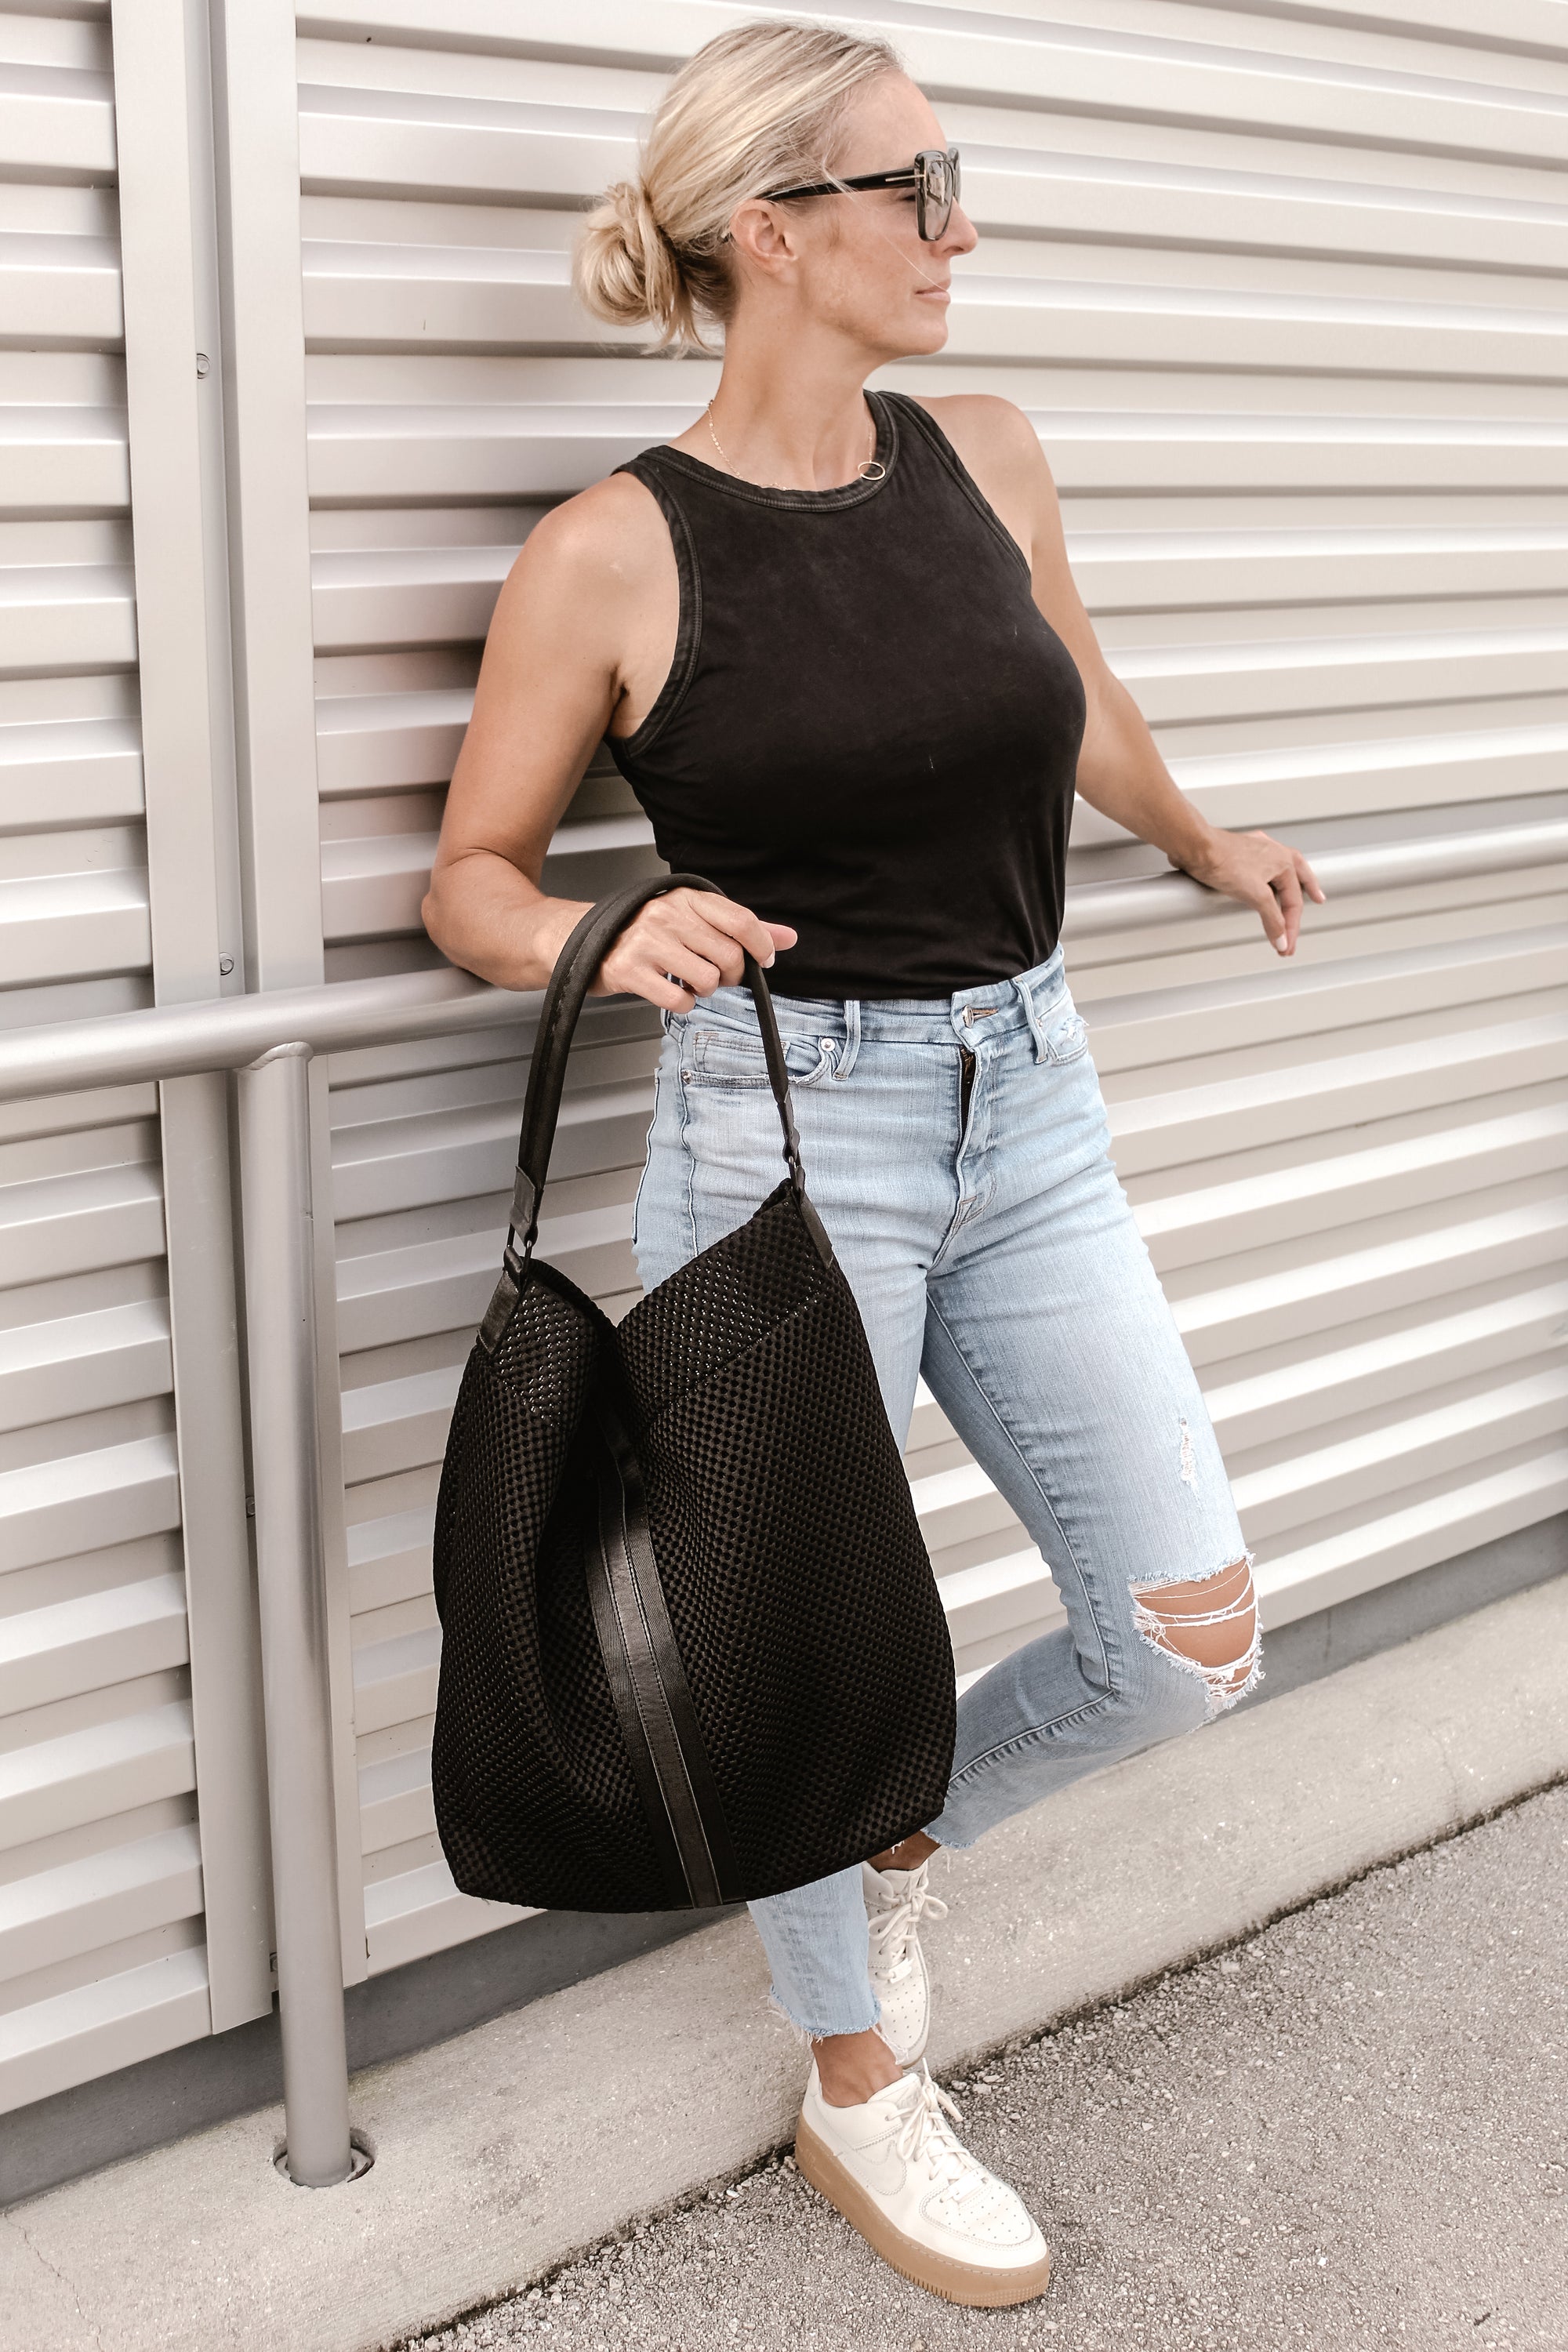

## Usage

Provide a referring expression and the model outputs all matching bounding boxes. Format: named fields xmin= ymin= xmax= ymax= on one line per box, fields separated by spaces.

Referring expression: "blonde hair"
xmin=575 ymin=19 xmax=901 ymax=354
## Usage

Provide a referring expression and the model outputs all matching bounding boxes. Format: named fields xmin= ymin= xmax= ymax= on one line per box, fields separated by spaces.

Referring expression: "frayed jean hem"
xmin=765 ymin=1983 xmax=881 ymax=2044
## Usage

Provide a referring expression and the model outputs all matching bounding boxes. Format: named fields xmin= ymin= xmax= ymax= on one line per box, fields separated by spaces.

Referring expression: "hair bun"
xmin=575 ymin=177 xmax=683 ymax=336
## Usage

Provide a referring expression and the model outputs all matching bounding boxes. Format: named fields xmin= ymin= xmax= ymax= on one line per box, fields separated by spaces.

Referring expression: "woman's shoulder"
xmin=899 ymin=392 xmax=1058 ymax=556
xmin=502 ymin=466 xmax=674 ymax=615
xmin=902 ymin=391 xmax=1053 ymax=482
xmin=521 ymin=466 xmax=670 ymax=574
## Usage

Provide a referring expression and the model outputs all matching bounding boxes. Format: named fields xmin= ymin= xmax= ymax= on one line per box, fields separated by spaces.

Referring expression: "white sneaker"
xmin=862 ymin=1858 xmax=946 ymax=2066
xmin=795 ymin=2060 xmax=1051 ymax=2308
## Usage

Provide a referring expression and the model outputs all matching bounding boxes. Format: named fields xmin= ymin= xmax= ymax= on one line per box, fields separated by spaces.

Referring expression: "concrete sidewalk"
xmin=2 ymin=1576 xmax=1565 ymax=2352
xmin=407 ymin=1780 xmax=1568 ymax=2352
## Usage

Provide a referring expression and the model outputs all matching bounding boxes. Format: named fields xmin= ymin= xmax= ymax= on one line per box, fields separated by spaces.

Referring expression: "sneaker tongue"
xmin=878 ymin=2068 xmax=926 ymax=2118
xmin=865 ymin=1860 xmax=922 ymax=1903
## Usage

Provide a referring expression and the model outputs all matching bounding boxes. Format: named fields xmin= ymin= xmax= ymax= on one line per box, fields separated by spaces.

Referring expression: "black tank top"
xmin=608 ymin=390 xmax=1085 ymax=1000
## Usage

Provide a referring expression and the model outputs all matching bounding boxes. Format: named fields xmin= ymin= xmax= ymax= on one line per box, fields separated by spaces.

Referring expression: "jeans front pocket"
xmin=682 ymin=1018 xmax=840 ymax=1091
xmin=1039 ymin=1002 xmax=1089 ymax=1065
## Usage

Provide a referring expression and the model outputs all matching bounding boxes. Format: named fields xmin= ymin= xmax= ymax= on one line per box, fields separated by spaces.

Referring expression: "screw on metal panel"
xmin=195 ymin=352 xmax=210 ymax=378
xmin=219 ymin=956 xmax=234 ymax=975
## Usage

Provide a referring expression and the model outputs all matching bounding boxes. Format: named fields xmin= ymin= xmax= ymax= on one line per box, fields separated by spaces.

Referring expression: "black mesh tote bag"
xmin=430 ymin=874 xmax=956 ymax=1913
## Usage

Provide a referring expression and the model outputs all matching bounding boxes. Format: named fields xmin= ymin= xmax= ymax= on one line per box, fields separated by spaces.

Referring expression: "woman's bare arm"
xmin=924 ymin=395 xmax=1325 ymax=956
xmin=422 ymin=475 xmax=794 ymax=1004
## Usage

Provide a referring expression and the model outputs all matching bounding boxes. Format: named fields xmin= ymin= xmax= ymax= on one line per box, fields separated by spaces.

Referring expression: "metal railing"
xmin=1 ymin=818 xmax=1559 ymax=2187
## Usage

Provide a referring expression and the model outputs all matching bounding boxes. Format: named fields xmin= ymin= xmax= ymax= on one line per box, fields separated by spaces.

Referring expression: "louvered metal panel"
xmin=0 ymin=0 xmax=268 ymax=2118
xmin=270 ymin=0 xmax=1568 ymax=1971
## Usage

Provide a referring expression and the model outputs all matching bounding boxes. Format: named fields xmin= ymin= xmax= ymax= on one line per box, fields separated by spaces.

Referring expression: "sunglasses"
xmin=758 ymin=146 xmax=961 ymax=243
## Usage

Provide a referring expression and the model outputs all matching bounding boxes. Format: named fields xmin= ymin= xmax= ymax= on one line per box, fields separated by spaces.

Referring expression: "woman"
xmin=424 ymin=18 xmax=1323 ymax=2311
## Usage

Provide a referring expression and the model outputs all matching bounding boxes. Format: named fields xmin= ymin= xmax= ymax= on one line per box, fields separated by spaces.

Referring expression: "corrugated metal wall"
xmin=0 ymin=0 xmax=270 ymax=2114
xmin=303 ymin=0 xmax=1568 ymax=1965
xmin=294 ymin=0 xmax=1568 ymax=1973
xmin=3 ymin=0 xmax=1565 ymax=2106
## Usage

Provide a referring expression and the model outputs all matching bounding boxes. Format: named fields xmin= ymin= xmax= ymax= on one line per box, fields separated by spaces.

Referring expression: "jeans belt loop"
xmin=1014 ymin=972 xmax=1051 ymax=1063
xmin=838 ymin=996 xmax=862 ymax=1080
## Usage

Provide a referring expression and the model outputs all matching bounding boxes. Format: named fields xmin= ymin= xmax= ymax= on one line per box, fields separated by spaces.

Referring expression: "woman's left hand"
xmin=1181 ymin=826 xmax=1327 ymax=956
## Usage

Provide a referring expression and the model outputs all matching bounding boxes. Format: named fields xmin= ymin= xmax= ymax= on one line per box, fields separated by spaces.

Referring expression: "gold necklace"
xmin=703 ymin=397 xmax=885 ymax=488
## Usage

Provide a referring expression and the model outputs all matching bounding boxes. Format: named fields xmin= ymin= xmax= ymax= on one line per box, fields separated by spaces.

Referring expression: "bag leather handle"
xmin=507 ymin=873 xmax=802 ymax=1262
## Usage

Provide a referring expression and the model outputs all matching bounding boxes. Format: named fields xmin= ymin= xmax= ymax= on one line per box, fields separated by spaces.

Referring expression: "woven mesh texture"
xmin=433 ymin=1186 xmax=956 ymax=1914
xmin=433 ymin=1271 xmax=667 ymax=1911
xmin=615 ymin=1180 xmax=829 ymax=1421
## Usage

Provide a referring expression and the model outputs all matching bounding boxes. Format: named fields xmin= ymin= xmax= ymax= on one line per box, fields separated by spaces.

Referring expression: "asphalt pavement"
xmin=406 ymin=1781 xmax=1568 ymax=2352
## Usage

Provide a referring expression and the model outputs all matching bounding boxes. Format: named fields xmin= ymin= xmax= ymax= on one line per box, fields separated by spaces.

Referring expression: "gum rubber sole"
xmin=794 ymin=2117 xmax=1053 ymax=2310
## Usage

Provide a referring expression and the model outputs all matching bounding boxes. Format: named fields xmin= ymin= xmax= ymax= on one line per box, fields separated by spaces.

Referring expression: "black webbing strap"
xmin=506 ymin=873 xmax=801 ymax=1264
xmin=583 ymin=1394 xmax=741 ymax=1909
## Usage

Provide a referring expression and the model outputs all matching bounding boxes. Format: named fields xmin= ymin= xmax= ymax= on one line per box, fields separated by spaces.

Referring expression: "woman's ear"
xmin=725 ymin=198 xmax=804 ymax=284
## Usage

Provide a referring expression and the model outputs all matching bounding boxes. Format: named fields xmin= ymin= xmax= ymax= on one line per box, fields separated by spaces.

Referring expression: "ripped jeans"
xmin=632 ymin=945 xmax=1258 ymax=2039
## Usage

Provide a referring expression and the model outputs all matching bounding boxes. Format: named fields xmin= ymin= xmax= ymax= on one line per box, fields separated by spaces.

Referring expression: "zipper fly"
xmin=959 ymin=1044 xmax=976 ymax=1130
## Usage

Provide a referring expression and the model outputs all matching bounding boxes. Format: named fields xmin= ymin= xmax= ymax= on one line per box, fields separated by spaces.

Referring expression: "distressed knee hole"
xmin=1131 ymin=1556 xmax=1261 ymax=1718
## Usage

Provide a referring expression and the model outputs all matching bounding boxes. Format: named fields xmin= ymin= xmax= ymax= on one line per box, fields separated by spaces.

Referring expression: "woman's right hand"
xmin=590 ymin=887 xmax=797 ymax=1010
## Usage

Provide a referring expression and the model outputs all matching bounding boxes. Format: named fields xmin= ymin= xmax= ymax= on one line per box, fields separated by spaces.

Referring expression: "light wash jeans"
xmin=632 ymin=946 xmax=1256 ymax=2038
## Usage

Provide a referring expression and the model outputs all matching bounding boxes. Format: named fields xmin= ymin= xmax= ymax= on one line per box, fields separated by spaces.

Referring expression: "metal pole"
xmin=237 ymin=1042 xmax=353 ymax=2187
xmin=0 ymin=816 xmax=1561 ymax=1112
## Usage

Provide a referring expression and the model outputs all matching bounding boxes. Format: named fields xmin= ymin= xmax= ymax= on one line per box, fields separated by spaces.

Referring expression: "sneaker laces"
xmin=894 ymin=2068 xmax=986 ymax=2206
xmin=867 ymin=1867 xmax=948 ymax=1982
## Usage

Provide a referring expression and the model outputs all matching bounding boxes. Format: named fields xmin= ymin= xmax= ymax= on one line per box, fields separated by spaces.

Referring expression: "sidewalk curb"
xmin=2 ymin=1576 xmax=1565 ymax=2352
